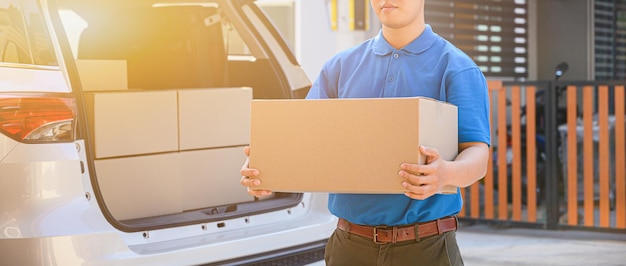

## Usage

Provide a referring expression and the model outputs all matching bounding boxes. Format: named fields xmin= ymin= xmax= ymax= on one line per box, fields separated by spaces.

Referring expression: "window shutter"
xmin=594 ymin=0 xmax=626 ymax=80
xmin=425 ymin=0 xmax=529 ymax=78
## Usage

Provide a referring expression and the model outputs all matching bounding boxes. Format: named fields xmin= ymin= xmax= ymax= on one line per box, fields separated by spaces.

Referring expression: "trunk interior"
xmin=55 ymin=0 xmax=300 ymax=231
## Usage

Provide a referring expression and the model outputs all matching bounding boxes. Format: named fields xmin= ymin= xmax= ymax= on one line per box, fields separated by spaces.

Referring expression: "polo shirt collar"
xmin=372 ymin=24 xmax=436 ymax=56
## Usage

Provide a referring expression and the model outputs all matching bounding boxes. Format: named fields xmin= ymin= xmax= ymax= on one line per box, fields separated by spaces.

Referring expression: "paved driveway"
xmin=458 ymin=224 xmax=626 ymax=266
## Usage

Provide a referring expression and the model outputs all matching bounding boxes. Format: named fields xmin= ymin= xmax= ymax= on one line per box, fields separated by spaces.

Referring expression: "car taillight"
xmin=0 ymin=95 xmax=76 ymax=143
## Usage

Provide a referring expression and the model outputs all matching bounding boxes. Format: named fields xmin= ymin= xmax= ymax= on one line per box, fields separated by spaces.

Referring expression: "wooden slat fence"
xmin=459 ymin=80 xmax=626 ymax=232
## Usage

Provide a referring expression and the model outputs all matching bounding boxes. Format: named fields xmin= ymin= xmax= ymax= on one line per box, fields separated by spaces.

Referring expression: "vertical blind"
xmin=425 ymin=0 xmax=529 ymax=79
xmin=594 ymin=0 xmax=626 ymax=80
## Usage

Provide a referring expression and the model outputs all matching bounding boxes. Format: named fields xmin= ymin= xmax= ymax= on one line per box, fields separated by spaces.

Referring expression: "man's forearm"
xmin=449 ymin=142 xmax=490 ymax=188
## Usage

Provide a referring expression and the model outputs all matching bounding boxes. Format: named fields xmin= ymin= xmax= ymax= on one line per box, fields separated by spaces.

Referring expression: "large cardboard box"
xmin=178 ymin=87 xmax=252 ymax=150
xmin=95 ymin=153 xmax=182 ymax=220
xmin=84 ymin=90 xmax=178 ymax=159
xmin=249 ymin=97 xmax=458 ymax=194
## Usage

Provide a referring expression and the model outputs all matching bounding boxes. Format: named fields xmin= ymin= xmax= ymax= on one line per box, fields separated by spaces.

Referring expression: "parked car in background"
xmin=0 ymin=0 xmax=335 ymax=264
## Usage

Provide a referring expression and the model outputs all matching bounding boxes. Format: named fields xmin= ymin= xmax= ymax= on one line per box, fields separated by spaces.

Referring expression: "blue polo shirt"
xmin=306 ymin=25 xmax=491 ymax=226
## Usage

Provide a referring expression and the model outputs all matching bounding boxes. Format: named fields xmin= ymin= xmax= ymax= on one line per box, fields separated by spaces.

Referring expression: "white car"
xmin=0 ymin=0 xmax=335 ymax=265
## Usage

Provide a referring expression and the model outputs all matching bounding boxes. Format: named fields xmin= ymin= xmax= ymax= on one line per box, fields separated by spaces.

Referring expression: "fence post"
xmin=544 ymin=82 xmax=560 ymax=229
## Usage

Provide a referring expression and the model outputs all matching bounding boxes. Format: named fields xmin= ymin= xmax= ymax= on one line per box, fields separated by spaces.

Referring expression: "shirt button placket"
xmin=383 ymin=53 xmax=400 ymax=96
xmin=389 ymin=53 xmax=399 ymax=82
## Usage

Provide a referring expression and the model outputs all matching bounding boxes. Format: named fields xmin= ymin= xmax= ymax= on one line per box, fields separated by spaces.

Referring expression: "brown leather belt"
xmin=337 ymin=216 xmax=458 ymax=244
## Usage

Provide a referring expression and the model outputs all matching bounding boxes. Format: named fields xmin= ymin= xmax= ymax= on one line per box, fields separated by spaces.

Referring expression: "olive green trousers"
xmin=324 ymin=228 xmax=464 ymax=266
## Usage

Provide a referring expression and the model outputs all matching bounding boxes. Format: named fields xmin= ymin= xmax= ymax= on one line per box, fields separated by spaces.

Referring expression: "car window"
xmin=0 ymin=0 xmax=57 ymax=66
xmin=2 ymin=41 xmax=22 ymax=62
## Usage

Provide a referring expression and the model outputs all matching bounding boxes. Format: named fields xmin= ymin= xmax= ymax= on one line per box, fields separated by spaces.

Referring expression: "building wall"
xmin=296 ymin=1 xmax=339 ymax=81
xmin=535 ymin=0 xmax=592 ymax=81
xmin=263 ymin=0 xmax=595 ymax=82
xmin=296 ymin=1 xmax=379 ymax=81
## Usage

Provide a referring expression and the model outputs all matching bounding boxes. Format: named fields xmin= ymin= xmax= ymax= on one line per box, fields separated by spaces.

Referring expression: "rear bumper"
xmin=0 ymin=194 xmax=337 ymax=265
xmin=206 ymin=240 xmax=327 ymax=266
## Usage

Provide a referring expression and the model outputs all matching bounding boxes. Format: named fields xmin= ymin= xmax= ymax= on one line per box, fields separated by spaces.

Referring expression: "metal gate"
xmin=459 ymin=80 xmax=626 ymax=232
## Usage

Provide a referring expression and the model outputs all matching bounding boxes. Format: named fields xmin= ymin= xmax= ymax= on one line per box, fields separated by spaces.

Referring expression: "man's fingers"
xmin=240 ymin=167 xmax=259 ymax=177
xmin=402 ymin=182 xmax=436 ymax=200
xmin=419 ymin=145 xmax=437 ymax=155
xmin=246 ymin=187 xmax=273 ymax=197
xmin=240 ymin=146 xmax=271 ymax=196
xmin=240 ymin=175 xmax=273 ymax=196
xmin=240 ymin=176 xmax=260 ymax=185
xmin=400 ymin=171 xmax=435 ymax=186
xmin=400 ymin=163 xmax=433 ymax=177
xmin=420 ymin=145 xmax=441 ymax=163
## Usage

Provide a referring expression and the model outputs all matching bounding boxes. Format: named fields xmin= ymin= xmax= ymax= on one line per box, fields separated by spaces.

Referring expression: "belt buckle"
xmin=372 ymin=226 xmax=386 ymax=244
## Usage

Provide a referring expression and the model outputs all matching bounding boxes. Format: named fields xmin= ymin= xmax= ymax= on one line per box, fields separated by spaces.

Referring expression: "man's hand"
xmin=240 ymin=146 xmax=273 ymax=197
xmin=398 ymin=142 xmax=490 ymax=200
xmin=398 ymin=145 xmax=451 ymax=200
